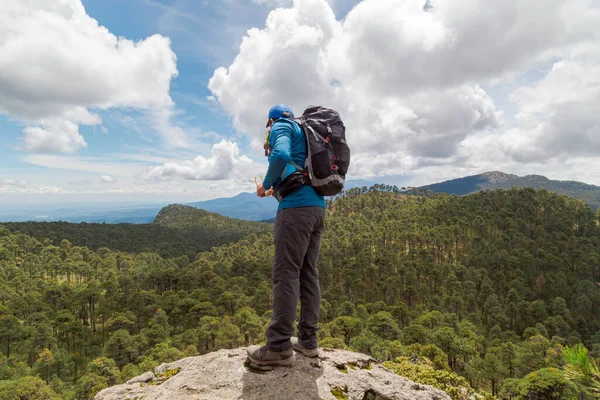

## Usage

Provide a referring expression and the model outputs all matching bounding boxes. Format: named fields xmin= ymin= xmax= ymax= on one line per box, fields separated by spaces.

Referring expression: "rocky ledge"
xmin=94 ymin=347 xmax=451 ymax=400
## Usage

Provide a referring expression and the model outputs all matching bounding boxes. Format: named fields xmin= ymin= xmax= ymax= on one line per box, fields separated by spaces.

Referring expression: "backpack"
xmin=277 ymin=106 xmax=351 ymax=199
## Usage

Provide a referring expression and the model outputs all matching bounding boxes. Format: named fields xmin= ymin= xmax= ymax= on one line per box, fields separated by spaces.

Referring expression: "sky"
xmin=1 ymin=0 xmax=599 ymax=207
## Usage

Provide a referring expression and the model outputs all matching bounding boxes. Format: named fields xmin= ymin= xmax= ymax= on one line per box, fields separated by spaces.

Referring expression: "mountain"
xmin=187 ymin=179 xmax=378 ymax=221
xmin=153 ymin=204 xmax=272 ymax=231
xmin=186 ymin=192 xmax=278 ymax=221
xmin=423 ymin=171 xmax=600 ymax=209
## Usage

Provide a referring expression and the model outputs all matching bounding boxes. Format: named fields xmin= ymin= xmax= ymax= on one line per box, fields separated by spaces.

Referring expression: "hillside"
xmin=423 ymin=171 xmax=600 ymax=209
xmin=155 ymin=204 xmax=264 ymax=229
xmin=1 ymin=188 xmax=599 ymax=399
xmin=2 ymin=205 xmax=271 ymax=259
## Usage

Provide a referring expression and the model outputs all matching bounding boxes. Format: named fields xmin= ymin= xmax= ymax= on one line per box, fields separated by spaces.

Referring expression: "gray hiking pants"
xmin=266 ymin=206 xmax=326 ymax=352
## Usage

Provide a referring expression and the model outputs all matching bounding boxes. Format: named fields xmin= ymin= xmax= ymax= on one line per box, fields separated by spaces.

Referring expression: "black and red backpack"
xmin=277 ymin=105 xmax=351 ymax=199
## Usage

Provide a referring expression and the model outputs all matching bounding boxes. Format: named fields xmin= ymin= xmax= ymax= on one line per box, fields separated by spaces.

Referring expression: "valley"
xmin=1 ymin=187 xmax=599 ymax=398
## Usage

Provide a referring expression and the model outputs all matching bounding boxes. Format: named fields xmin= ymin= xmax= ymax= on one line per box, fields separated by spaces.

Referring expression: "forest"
xmin=1 ymin=205 xmax=271 ymax=259
xmin=1 ymin=187 xmax=600 ymax=399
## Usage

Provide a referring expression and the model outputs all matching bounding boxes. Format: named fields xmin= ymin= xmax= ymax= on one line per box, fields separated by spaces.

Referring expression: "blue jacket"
xmin=262 ymin=118 xmax=326 ymax=210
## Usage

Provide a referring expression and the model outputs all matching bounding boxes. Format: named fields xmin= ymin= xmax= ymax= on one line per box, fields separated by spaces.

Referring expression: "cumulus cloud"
xmin=23 ymin=120 xmax=87 ymax=154
xmin=0 ymin=0 xmax=179 ymax=153
xmin=139 ymin=140 xmax=262 ymax=181
xmin=208 ymin=0 xmax=502 ymax=170
xmin=501 ymin=46 xmax=600 ymax=163
xmin=99 ymin=175 xmax=117 ymax=184
xmin=209 ymin=0 xmax=600 ymax=180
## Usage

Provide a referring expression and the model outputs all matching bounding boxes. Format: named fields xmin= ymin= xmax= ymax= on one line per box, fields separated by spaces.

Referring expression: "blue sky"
xmin=0 ymin=0 xmax=368 ymax=208
xmin=0 ymin=0 xmax=268 ymax=205
xmin=1 ymin=0 xmax=599 ymax=209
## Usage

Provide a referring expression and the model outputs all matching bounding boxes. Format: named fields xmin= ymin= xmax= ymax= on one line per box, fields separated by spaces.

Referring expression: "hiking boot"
xmin=291 ymin=337 xmax=319 ymax=358
xmin=246 ymin=345 xmax=295 ymax=366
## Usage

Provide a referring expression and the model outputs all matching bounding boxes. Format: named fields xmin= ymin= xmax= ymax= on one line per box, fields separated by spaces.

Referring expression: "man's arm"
xmin=263 ymin=122 xmax=293 ymax=190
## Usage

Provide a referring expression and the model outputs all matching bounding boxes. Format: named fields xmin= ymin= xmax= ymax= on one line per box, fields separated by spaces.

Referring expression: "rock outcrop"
xmin=94 ymin=347 xmax=451 ymax=400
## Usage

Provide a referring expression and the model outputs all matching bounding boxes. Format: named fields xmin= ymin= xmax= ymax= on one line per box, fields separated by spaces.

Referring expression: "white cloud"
xmin=23 ymin=120 xmax=87 ymax=154
xmin=330 ymin=0 xmax=597 ymax=92
xmin=78 ymin=179 xmax=255 ymax=196
xmin=501 ymin=46 xmax=600 ymax=163
xmin=23 ymin=154 xmax=147 ymax=177
xmin=0 ymin=179 xmax=73 ymax=194
xmin=139 ymin=140 xmax=263 ymax=181
xmin=0 ymin=0 xmax=180 ymax=153
xmin=209 ymin=0 xmax=600 ymax=181
xmin=99 ymin=175 xmax=117 ymax=184
xmin=83 ymin=184 xmax=196 ymax=195
xmin=0 ymin=176 xmax=255 ymax=199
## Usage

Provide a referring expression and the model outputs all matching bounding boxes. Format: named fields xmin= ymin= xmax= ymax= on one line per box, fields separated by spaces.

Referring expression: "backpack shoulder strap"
xmin=289 ymin=117 xmax=304 ymax=126
xmin=273 ymin=118 xmax=303 ymax=175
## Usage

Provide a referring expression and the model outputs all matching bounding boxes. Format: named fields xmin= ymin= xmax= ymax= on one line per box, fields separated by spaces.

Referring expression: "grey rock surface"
xmin=126 ymin=371 xmax=155 ymax=384
xmin=94 ymin=347 xmax=451 ymax=400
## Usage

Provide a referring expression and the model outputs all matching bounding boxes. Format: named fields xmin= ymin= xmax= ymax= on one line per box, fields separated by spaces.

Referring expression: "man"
xmin=247 ymin=104 xmax=326 ymax=366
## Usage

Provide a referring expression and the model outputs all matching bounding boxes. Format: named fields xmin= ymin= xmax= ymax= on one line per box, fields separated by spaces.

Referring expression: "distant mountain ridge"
xmin=4 ymin=174 xmax=598 ymax=224
xmin=185 ymin=179 xmax=377 ymax=221
xmin=186 ymin=192 xmax=277 ymax=221
xmin=0 ymin=180 xmax=376 ymax=224
xmin=423 ymin=171 xmax=600 ymax=209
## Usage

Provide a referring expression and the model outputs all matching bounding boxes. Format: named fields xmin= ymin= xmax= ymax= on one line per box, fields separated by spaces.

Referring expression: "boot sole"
xmin=247 ymin=352 xmax=295 ymax=366
xmin=292 ymin=345 xmax=319 ymax=358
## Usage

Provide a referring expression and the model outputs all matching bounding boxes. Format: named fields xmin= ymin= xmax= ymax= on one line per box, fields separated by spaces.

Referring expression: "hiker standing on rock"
xmin=248 ymin=104 xmax=327 ymax=365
